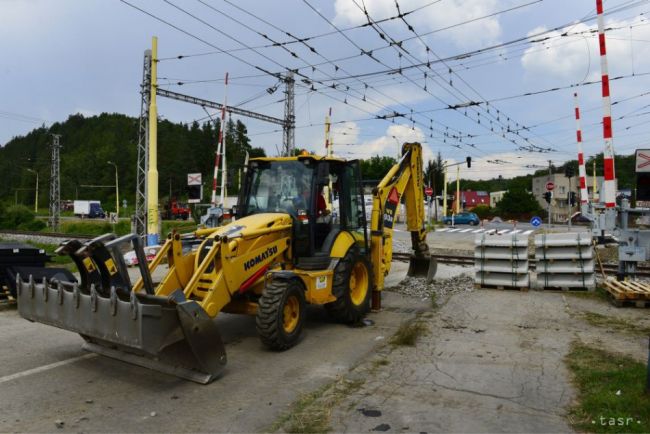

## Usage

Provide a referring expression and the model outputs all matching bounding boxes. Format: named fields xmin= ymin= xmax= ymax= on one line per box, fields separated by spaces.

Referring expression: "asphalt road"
xmin=0 ymin=263 xmax=429 ymax=433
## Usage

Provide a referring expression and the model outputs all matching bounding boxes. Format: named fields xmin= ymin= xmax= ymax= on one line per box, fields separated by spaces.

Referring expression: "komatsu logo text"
xmin=244 ymin=246 xmax=278 ymax=271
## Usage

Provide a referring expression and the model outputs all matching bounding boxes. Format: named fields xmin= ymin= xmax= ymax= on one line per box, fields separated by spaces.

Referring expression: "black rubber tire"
xmin=325 ymin=249 xmax=372 ymax=324
xmin=256 ymin=278 xmax=306 ymax=350
xmin=469 ymin=220 xmax=477 ymax=226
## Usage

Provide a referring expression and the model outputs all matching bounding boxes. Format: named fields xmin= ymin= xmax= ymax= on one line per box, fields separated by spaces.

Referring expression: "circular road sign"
xmin=424 ymin=187 xmax=434 ymax=196
xmin=545 ymin=181 xmax=555 ymax=191
xmin=530 ymin=216 xmax=542 ymax=227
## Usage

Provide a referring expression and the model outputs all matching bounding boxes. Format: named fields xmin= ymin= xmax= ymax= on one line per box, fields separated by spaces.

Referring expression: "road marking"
xmin=510 ymin=229 xmax=522 ymax=234
xmin=0 ymin=354 xmax=96 ymax=385
xmin=472 ymin=228 xmax=484 ymax=233
xmin=459 ymin=228 xmax=473 ymax=233
xmin=522 ymin=229 xmax=534 ymax=235
xmin=437 ymin=228 xmax=449 ymax=232
xmin=447 ymin=228 xmax=461 ymax=232
xmin=497 ymin=229 xmax=511 ymax=234
xmin=485 ymin=229 xmax=497 ymax=234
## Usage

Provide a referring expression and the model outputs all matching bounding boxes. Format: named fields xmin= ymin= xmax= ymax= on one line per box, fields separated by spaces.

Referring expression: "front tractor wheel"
xmin=256 ymin=279 xmax=306 ymax=350
xmin=326 ymin=249 xmax=372 ymax=323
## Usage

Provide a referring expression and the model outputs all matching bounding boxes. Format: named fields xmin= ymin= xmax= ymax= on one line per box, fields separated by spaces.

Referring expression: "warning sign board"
xmin=635 ymin=149 xmax=650 ymax=173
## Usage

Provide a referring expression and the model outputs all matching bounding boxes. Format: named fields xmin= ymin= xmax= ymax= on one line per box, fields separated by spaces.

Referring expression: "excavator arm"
xmin=369 ymin=142 xmax=436 ymax=307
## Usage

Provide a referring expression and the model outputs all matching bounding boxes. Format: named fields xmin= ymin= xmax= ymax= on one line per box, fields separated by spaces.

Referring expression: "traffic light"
xmin=543 ymin=191 xmax=552 ymax=204
xmin=466 ymin=157 xmax=471 ymax=168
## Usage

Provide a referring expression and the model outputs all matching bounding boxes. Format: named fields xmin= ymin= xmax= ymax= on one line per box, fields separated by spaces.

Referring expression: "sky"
xmin=2 ymin=0 xmax=650 ymax=181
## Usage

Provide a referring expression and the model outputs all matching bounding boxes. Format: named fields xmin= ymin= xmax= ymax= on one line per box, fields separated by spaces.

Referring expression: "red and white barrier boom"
xmin=596 ymin=0 xmax=617 ymax=208
xmin=574 ymin=93 xmax=589 ymax=207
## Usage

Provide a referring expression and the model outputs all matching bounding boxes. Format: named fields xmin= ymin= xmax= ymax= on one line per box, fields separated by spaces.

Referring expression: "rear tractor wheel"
xmin=326 ymin=249 xmax=372 ymax=323
xmin=256 ymin=278 xmax=306 ymax=350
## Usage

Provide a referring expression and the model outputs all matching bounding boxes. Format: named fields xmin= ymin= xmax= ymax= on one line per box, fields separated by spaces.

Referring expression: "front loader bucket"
xmin=16 ymin=232 xmax=227 ymax=384
xmin=407 ymin=255 xmax=437 ymax=283
xmin=17 ymin=278 xmax=226 ymax=383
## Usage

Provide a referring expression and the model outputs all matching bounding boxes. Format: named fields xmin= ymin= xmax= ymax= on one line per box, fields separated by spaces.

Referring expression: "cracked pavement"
xmin=329 ymin=290 xmax=581 ymax=433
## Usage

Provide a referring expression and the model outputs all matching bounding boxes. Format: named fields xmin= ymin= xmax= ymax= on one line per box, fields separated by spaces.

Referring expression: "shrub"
xmin=0 ymin=205 xmax=35 ymax=229
xmin=471 ymin=204 xmax=492 ymax=219
xmin=18 ymin=219 xmax=47 ymax=231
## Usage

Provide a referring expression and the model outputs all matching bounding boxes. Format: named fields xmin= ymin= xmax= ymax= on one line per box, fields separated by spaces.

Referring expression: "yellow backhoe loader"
xmin=17 ymin=142 xmax=436 ymax=383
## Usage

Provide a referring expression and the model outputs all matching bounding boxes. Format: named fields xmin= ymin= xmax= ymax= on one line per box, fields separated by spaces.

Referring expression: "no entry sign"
xmin=545 ymin=182 xmax=555 ymax=191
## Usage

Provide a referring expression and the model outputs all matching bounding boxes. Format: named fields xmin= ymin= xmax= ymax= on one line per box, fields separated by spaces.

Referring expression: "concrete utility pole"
xmin=26 ymin=168 xmax=38 ymax=213
xmin=282 ymin=71 xmax=295 ymax=156
xmin=455 ymin=165 xmax=461 ymax=214
xmin=442 ymin=166 xmax=448 ymax=217
xmin=107 ymin=161 xmax=119 ymax=218
xmin=147 ymin=36 xmax=159 ymax=246
xmin=547 ymin=159 xmax=552 ymax=226
xmin=49 ymin=134 xmax=62 ymax=230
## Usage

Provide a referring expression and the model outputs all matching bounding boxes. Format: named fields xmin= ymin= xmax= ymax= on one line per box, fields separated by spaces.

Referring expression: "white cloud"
xmin=332 ymin=123 xmax=437 ymax=162
xmin=521 ymin=17 xmax=650 ymax=83
xmin=333 ymin=0 xmax=503 ymax=48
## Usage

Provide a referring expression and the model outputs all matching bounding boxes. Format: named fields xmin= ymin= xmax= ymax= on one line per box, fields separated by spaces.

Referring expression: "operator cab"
xmin=238 ymin=156 xmax=368 ymax=267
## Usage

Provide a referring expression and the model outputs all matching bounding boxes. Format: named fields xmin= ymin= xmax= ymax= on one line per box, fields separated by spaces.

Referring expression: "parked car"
xmin=442 ymin=212 xmax=480 ymax=225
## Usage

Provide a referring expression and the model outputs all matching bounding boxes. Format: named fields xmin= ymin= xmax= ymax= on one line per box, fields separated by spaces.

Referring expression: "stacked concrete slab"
xmin=474 ymin=232 xmax=529 ymax=290
xmin=535 ymin=232 xmax=595 ymax=291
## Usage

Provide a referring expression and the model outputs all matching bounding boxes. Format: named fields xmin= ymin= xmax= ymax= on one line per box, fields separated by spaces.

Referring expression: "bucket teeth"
xmin=18 ymin=275 xmax=226 ymax=384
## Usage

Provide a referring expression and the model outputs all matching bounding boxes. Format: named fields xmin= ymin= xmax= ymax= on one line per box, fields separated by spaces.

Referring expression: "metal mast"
xmin=48 ymin=134 xmax=62 ymax=230
xmin=282 ymin=71 xmax=295 ymax=156
xmin=135 ymin=49 xmax=151 ymax=238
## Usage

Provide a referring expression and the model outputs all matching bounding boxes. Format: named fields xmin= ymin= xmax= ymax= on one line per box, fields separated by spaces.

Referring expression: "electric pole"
xmin=49 ymin=134 xmax=62 ymax=231
xmin=547 ymin=159 xmax=552 ymax=226
xmin=135 ymin=49 xmax=151 ymax=239
xmin=282 ymin=71 xmax=295 ymax=156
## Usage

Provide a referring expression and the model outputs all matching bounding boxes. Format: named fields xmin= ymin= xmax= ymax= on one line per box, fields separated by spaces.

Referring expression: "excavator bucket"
xmin=407 ymin=255 xmax=437 ymax=283
xmin=17 ymin=234 xmax=227 ymax=384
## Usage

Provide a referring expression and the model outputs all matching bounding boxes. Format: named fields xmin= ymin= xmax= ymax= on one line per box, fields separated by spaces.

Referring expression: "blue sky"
xmin=2 ymin=0 xmax=650 ymax=180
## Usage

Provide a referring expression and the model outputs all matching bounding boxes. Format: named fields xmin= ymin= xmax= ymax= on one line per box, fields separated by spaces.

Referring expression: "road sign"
xmin=187 ymin=173 xmax=202 ymax=186
xmin=109 ymin=212 xmax=118 ymax=224
xmin=530 ymin=216 xmax=542 ymax=227
xmin=545 ymin=181 xmax=555 ymax=191
xmin=424 ymin=187 xmax=433 ymax=196
xmin=635 ymin=149 xmax=650 ymax=172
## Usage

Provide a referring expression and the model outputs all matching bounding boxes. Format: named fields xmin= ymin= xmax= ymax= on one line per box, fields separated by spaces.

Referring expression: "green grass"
xmin=390 ymin=320 xmax=428 ymax=346
xmin=566 ymin=342 xmax=650 ymax=433
xmin=579 ymin=311 xmax=650 ymax=337
xmin=271 ymin=378 xmax=365 ymax=433
xmin=563 ymin=286 xmax=611 ymax=303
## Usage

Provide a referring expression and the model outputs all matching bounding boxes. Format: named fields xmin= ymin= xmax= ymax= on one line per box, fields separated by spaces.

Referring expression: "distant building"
xmin=531 ymin=174 xmax=608 ymax=221
xmin=490 ymin=191 xmax=507 ymax=208
xmin=452 ymin=190 xmax=489 ymax=212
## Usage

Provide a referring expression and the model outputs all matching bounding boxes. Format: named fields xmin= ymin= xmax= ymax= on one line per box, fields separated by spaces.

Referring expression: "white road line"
xmin=447 ymin=228 xmax=461 ymax=232
xmin=0 ymin=354 xmax=96 ymax=385
xmin=436 ymin=228 xmax=450 ymax=232
xmin=510 ymin=229 xmax=522 ymax=234
xmin=472 ymin=228 xmax=485 ymax=233
xmin=485 ymin=229 xmax=497 ymax=234
xmin=522 ymin=229 xmax=534 ymax=235
xmin=459 ymin=228 xmax=473 ymax=233
xmin=498 ymin=229 xmax=511 ymax=234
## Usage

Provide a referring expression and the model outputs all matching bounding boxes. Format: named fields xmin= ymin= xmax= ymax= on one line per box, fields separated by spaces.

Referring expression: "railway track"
xmin=0 ymin=229 xmax=93 ymax=240
xmin=392 ymin=252 xmax=650 ymax=277
xmin=2 ymin=231 xmax=648 ymax=277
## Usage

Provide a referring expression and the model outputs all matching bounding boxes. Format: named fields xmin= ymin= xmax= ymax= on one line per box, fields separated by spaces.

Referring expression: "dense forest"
xmin=0 ymin=113 xmax=639 ymax=215
xmin=0 ymin=113 xmax=266 ymax=212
